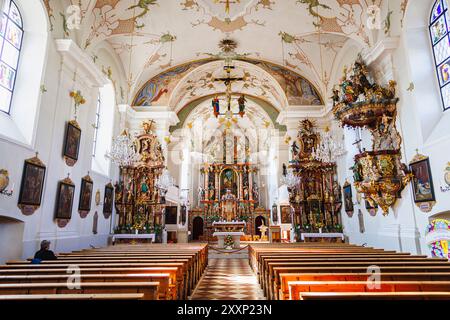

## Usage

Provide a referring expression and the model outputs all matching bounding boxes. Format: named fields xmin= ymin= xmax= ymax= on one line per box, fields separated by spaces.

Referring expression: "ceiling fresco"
xmin=44 ymin=0 xmax=410 ymax=107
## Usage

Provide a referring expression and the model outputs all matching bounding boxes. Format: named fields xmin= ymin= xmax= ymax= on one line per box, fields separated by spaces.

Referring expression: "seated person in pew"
xmin=33 ymin=240 xmax=57 ymax=263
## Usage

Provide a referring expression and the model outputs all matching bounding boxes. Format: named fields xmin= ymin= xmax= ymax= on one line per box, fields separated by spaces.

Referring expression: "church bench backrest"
xmin=0 ymin=273 xmax=173 ymax=300
xmin=266 ymin=264 xmax=450 ymax=300
xmin=0 ymin=293 xmax=146 ymax=300
xmin=0 ymin=282 xmax=160 ymax=300
xmin=278 ymin=272 xmax=450 ymax=300
xmin=298 ymin=292 xmax=450 ymax=300
xmin=287 ymin=281 xmax=450 ymax=300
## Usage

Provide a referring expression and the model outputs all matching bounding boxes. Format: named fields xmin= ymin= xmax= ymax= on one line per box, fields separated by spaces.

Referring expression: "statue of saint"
xmin=238 ymin=94 xmax=246 ymax=116
xmin=221 ymin=189 xmax=237 ymax=222
xmin=258 ymin=222 xmax=268 ymax=241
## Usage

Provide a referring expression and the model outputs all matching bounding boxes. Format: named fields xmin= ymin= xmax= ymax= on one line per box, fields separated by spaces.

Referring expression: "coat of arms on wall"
xmin=63 ymin=120 xmax=81 ymax=167
xmin=18 ymin=153 xmax=46 ymax=216
xmin=409 ymin=152 xmax=436 ymax=212
xmin=78 ymin=174 xmax=93 ymax=218
xmin=441 ymin=162 xmax=450 ymax=193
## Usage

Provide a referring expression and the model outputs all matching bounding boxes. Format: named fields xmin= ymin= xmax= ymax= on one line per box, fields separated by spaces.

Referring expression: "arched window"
xmin=91 ymin=83 xmax=115 ymax=176
xmin=0 ymin=0 xmax=23 ymax=114
xmin=430 ymin=0 xmax=450 ymax=111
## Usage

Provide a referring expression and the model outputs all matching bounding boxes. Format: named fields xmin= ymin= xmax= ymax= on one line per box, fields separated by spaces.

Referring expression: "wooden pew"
xmin=264 ymin=260 xmax=450 ymax=299
xmin=288 ymin=281 xmax=450 ymax=300
xmin=299 ymin=292 xmax=450 ymax=300
xmin=17 ymin=256 xmax=196 ymax=292
xmin=0 ymin=293 xmax=145 ymax=300
xmin=0 ymin=273 xmax=173 ymax=300
xmin=0 ymin=282 xmax=160 ymax=300
xmin=0 ymin=263 xmax=187 ymax=299
xmin=278 ymin=272 xmax=450 ymax=300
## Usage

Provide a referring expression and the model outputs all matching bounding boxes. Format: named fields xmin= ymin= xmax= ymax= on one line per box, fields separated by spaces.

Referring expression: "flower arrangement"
xmin=314 ymin=222 xmax=324 ymax=230
xmin=224 ymin=235 xmax=234 ymax=249
xmin=70 ymin=90 xmax=87 ymax=107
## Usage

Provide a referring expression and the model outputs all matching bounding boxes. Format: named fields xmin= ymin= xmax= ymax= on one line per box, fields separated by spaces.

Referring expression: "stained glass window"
xmin=0 ymin=0 xmax=22 ymax=114
xmin=431 ymin=0 xmax=450 ymax=111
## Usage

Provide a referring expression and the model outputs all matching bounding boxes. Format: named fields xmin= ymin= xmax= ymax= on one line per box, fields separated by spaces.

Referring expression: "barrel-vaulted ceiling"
xmin=57 ymin=0 xmax=407 ymax=106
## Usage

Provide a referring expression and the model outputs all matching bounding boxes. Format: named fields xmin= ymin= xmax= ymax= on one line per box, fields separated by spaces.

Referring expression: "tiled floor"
xmin=190 ymin=258 xmax=266 ymax=300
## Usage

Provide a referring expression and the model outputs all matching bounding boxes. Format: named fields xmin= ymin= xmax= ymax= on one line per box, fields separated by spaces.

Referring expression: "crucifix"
xmin=213 ymin=0 xmax=241 ymax=14
xmin=213 ymin=64 xmax=245 ymax=111
xmin=352 ymin=127 xmax=363 ymax=153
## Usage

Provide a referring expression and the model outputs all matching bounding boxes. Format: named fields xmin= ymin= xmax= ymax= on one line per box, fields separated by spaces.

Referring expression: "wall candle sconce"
xmin=0 ymin=169 xmax=14 ymax=196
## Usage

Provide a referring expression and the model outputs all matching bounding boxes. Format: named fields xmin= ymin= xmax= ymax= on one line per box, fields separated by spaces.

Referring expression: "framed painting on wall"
xmin=103 ymin=183 xmax=114 ymax=218
xmin=343 ymin=182 xmax=354 ymax=215
xmin=18 ymin=155 xmax=46 ymax=215
xmin=63 ymin=120 xmax=81 ymax=167
xmin=409 ymin=156 xmax=436 ymax=203
xmin=54 ymin=177 xmax=75 ymax=220
xmin=280 ymin=205 xmax=291 ymax=224
xmin=78 ymin=175 xmax=93 ymax=218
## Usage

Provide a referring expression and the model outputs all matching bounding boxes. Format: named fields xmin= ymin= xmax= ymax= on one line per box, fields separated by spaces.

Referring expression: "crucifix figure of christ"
xmin=213 ymin=0 xmax=241 ymax=14
xmin=212 ymin=64 xmax=246 ymax=116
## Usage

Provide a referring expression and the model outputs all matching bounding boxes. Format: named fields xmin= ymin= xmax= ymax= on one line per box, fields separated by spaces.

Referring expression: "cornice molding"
xmin=55 ymin=39 xmax=109 ymax=88
xmin=362 ymin=37 xmax=400 ymax=67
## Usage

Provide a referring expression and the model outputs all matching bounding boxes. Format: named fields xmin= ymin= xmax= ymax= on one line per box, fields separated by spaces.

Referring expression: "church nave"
xmin=0 ymin=0 xmax=449 ymax=305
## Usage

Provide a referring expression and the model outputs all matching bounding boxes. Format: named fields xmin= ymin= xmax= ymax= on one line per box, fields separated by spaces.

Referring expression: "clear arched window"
xmin=430 ymin=0 xmax=450 ymax=111
xmin=0 ymin=0 xmax=23 ymax=114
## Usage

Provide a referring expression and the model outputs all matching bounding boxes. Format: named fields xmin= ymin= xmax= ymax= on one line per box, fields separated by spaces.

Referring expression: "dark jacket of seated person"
xmin=34 ymin=240 xmax=57 ymax=261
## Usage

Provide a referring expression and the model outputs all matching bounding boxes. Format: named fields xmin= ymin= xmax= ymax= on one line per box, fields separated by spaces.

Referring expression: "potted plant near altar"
xmin=303 ymin=223 xmax=312 ymax=233
xmin=224 ymin=235 xmax=234 ymax=250
xmin=334 ymin=224 xmax=343 ymax=233
xmin=207 ymin=215 xmax=220 ymax=223
xmin=124 ymin=224 xmax=132 ymax=234
xmin=239 ymin=215 xmax=249 ymax=222
xmin=143 ymin=222 xmax=152 ymax=234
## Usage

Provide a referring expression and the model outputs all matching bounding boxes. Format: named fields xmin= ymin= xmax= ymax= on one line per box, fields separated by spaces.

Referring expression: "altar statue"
xmin=258 ymin=222 xmax=268 ymax=241
xmin=221 ymin=189 xmax=237 ymax=222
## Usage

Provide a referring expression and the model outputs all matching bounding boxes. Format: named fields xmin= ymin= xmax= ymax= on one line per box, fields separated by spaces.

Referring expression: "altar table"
xmin=300 ymin=233 xmax=344 ymax=243
xmin=112 ymin=234 xmax=155 ymax=245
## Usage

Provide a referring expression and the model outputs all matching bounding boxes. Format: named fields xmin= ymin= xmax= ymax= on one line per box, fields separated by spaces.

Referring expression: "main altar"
xmin=189 ymin=161 xmax=269 ymax=243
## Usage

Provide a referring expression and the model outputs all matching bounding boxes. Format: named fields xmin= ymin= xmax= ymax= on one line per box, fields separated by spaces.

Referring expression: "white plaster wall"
xmin=339 ymin=0 xmax=450 ymax=256
xmin=0 ymin=1 xmax=123 ymax=260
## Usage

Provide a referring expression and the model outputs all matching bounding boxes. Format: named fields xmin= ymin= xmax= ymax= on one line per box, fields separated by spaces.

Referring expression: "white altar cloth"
xmin=112 ymin=234 xmax=155 ymax=245
xmin=300 ymin=233 xmax=344 ymax=241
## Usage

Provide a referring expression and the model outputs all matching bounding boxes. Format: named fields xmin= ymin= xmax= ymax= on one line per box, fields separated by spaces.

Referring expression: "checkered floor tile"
xmin=190 ymin=259 xmax=266 ymax=300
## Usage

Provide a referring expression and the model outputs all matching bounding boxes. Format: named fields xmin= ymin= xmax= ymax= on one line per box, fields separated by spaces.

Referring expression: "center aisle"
xmin=190 ymin=248 xmax=266 ymax=300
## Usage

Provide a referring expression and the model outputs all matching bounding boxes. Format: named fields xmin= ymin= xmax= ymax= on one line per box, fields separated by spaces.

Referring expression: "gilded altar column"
xmin=215 ymin=167 xmax=220 ymax=201
xmin=238 ymin=168 xmax=243 ymax=200
xmin=249 ymin=167 xmax=253 ymax=201
xmin=203 ymin=166 xmax=208 ymax=190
